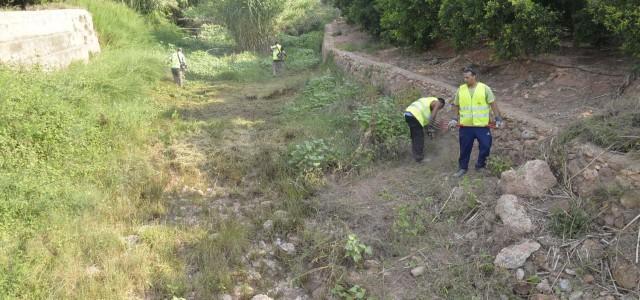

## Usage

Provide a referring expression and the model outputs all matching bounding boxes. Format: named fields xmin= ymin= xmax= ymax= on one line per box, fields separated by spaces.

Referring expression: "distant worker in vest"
xmin=448 ymin=66 xmax=504 ymax=177
xmin=270 ymin=41 xmax=286 ymax=76
xmin=405 ymin=97 xmax=446 ymax=163
xmin=169 ymin=48 xmax=188 ymax=87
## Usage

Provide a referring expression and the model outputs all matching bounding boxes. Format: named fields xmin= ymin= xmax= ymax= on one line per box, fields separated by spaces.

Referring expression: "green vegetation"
xmin=331 ymin=283 xmax=368 ymax=300
xmin=550 ymin=204 xmax=591 ymax=239
xmin=331 ymin=0 xmax=640 ymax=58
xmin=487 ymin=155 xmax=513 ymax=177
xmin=559 ymin=97 xmax=640 ymax=153
xmin=344 ymin=234 xmax=372 ymax=264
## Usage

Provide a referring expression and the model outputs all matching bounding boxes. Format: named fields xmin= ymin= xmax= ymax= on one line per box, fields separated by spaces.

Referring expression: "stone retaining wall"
xmin=0 ymin=9 xmax=101 ymax=70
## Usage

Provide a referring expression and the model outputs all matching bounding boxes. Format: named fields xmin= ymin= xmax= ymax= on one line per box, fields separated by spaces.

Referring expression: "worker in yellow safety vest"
xmin=404 ymin=97 xmax=445 ymax=162
xmin=169 ymin=48 xmax=187 ymax=87
xmin=270 ymin=41 xmax=286 ymax=76
xmin=448 ymin=66 xmax=504 ymax=177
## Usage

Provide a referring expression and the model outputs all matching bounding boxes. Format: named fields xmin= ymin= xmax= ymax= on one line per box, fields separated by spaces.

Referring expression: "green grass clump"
xmin=559 ymin=97 xmax=640 ymax=153
xmin=550 ymin=205 xmax=591 ymax=239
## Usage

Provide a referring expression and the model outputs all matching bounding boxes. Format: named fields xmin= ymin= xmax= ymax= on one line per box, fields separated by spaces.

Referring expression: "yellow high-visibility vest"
xmin=405 ymin=97 xmax=438 ymax=127
xmin=272 ymin=44 xmax=282 ymax=61
xmin=458 ymin=82 xmax=490 ymax=127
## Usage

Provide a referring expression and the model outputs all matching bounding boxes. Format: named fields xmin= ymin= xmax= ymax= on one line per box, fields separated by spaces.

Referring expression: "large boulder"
xmin=494 ymin=240 xmax=541 ymax=269
xmin=500 ymin=160 xmax=557 ymax=197
xmin=495 ymin=194 xmax=534 ymax=234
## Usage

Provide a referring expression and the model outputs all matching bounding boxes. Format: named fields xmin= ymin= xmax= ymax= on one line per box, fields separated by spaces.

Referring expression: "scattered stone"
xmin=452 ymin=186 xmax=464 ymax=200
xmin=565 ymin=268 xmax=576 ymax=276
xmin=513 ymin=282 xmax=531 ymax=296
xmin=558 ymin=278 xmax=572 ymax=292
xmin=524 ymin=261 xmax=537 ymax=276
xmin=220 ymin=294 xmax=233 ymax=300
xmin=260 ymin=201 xmax=273 ymax=209
xmin=531 ymin=295 xmax=559 ymax=300
xmin=277 ymin=242 xmax=296 ymax=255
xmin=516 ymin=268 xmax=525 ymax=281
xmin=410 ymin=266 xmax=426 ymax=277
xmin=274 ymin=210 xmax=288 ymax=220
xmin=495 ymin=194 xmax=534 ymax=234
xmin=233 ymin=284 xmax=255 ymax=299
xmin=123 ymin=235 xmax=139 ymax=248
xmin=465 ymin=231 xmax=478 ymax=240
xmin=495 ymin=240 xmax=541 ymax=269
xmin=263 ymin=220 xmax=274 ymax=231
xmin=364 ymin=259 xmax=381 ymax=270
xmin=536 ymin=279 xmax=553 ymax=294
xmin=612 ymin=259 xmax=640 ymax=289
xmin=252 ymin=294 xmax=273 ymax=300
xmin=568 ymin=291 xmax=583 ymax=300
xmin=620 ymin=190 xmax=640 ymax=209
xmin=577 ymin=239 xmax=604 ymax=263
xmin=583 ymin=274 xmax=595 ymax=284
xmin=500 ymin=160 xmax=558 ymax=197
xmin=521 ymin=129 xmax=537 ymax=140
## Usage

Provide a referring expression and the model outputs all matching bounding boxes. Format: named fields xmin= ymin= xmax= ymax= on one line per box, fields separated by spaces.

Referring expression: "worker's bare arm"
xmin=490 ymin=102 xmax=502 ymax=119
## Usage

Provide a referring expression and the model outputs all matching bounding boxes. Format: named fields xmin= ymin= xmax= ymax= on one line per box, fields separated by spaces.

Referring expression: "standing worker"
xmin=405 ymin=97 xmax=445 ymax=163
xmin=448 ymin=66 xmax=504 ymax=177
xmin=270 ymin=41 xmax=286 ymax=76
xmin=169 ymin=48 xmax=188 ymax=87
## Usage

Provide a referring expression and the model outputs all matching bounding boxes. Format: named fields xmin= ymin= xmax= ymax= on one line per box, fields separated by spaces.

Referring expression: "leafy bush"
xmin=353 ymin=96 xmax=406 ymax=145
xmin=278 ymin=0 xmax=339 ymax=35
xmin=331 ymin=283 xmax=368 ymax=300
xmin=438 ymin=0 xmax=487 ymax=49
xmin=485 ymin=0 xmax=561 ymax=58
xmin=332 ymin=0 xmax=382 ymax=35
xmin=287 ymin=139 xmax=338 ymax=173
xmin=587 ymin=0 xmax=640 ymax=58
xmin=344 ymin=234 xmax=372 ymax=264
xmin=487 ymin=155 xmax=513 ymax=177
xmin=375 ymin=0 xmax=441 ymax=47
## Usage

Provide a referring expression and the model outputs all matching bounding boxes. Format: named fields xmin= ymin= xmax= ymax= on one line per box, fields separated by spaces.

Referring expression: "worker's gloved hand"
xmin=495 ymin=116 xmax=504 ymax=129
xmin=427 ymin=122 xmax=438 ymax=132
xmin=448 ymin=119 xmax=458 ymax=130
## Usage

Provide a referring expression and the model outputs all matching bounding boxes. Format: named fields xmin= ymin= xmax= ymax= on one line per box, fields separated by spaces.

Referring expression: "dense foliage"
xmin=331 ymin=0 xmax=640 ymax=58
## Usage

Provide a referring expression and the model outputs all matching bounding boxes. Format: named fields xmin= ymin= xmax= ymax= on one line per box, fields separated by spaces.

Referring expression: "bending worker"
xmin=405 ymin=97 xmax=445 ymax=163
xmin=448 ymin=66 xmax=504 ymax=177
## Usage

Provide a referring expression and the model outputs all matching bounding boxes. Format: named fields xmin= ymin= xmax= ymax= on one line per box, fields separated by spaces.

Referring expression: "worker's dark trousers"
xmin=405 ymin=114 xmax=424 ymax=162
xmin=458 ymin=127 xmax=492 ymax=170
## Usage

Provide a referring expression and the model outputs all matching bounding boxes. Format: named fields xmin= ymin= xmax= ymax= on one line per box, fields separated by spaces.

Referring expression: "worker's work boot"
xmin=453 ymin=169 xmax=467 ymax=178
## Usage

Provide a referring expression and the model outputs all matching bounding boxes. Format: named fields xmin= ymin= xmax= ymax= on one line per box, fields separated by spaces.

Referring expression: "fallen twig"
xmin=606 ymin=261 xmax=621 ymax=295
xmin=432 ymin=189 xmax=456 ymax=222
xmin=568 ymin=144 xmax=614 ymax=183
xmin=636 ymin=226 xmax=640 ymax=264
xmin=622 ymin=214 xmax=640 ymax=232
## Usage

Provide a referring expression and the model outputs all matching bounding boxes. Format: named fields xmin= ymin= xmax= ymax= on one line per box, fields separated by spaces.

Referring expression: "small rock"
xmin=220 ymin=294 xmax=233 ymax=300
xmin=465 ymin=231 xmax=478 ymax=240
xmin=233 ymin=284 xmax=255 ymax=299
xmin=536 ymin=279 xmax=553 ymax=294
xmin=278 ymin=242 xmax=296 ymax=255
xmin=583 ymin=274 xmax=595 ymax=284
xmin=262 ymin=220 xmax=274 ymax=231
xmin=495 ymin=194 xmax=535 ymax=234
xmin=494 ymin=240 xmax=541 ymax=269
xmin=274 ymin=210 xmax=288 ymax=220
xmin=620 ymin=190 xmax=640 ymax=209
xmin=513 ymin=282 xmax=531 ymax=296
xmin=252 ymin=294 xmax=273 ymax=300
xmin=568 ymin=291 xmax=583 ymax=300
xmin=558 ymin=278 xmax=572 ymax=292
xmin=452 ymin=186 xmax=464 ymax=200
xmin=612 ymin=259 xmax=640 ymax=289
xmin=260 ymin=201 xmax=273 ymax=209
xmin=500 ymin=160 xmax=558 ymax=197
xmin=521 ymin=129 xmax=537 ymax=140
xmin=124 ymin=235 xmax=139 ymax=248
xmin=410 ymin=266 xmax=426 ymax=277
xmin=516 ymin=268 xmax=525 ymax=281
xmin=364 ymin=259 xmax=381 ymax=270
xmin=565 ymin=268 xmax=576 ymax=276
xmin=531 ymin=295 xmax=559 ymax=300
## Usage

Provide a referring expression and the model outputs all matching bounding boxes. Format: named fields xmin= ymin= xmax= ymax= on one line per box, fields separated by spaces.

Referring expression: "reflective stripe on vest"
xmin=405 ymin=97 xmax=437 ymax=127
xmin=458 ymin=82 xmax=490 ymax=127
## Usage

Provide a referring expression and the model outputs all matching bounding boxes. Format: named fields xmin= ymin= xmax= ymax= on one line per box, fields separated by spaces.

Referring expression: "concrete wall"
xmin=0 ymin=9 xmax=101 ymax=70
